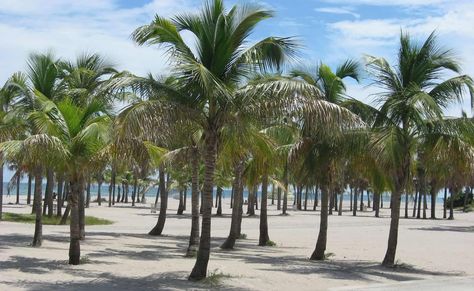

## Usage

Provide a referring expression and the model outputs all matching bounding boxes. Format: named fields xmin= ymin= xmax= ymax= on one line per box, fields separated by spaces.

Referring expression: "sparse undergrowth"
xmin=324 ymin=252 xmax=335 ymax=260
xmin=202 ymin=269 xmax=231 ymax=287
xmin=238 ymin=233 xmax=247 ymax=239
xmin=265 ymin=240 xmax=277 ymax=247
xmin=2 ymin=212 xmax=114 ymax=225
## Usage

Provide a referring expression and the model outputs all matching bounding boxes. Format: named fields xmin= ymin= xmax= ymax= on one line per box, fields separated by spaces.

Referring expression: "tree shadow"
xmin=4 ymin=270 xmax=246 ymax=291
xmin=411 ymin=225 xmax=474 ymax=233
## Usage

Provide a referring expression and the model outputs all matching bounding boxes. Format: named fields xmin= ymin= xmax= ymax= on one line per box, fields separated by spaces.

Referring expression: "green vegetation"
xmin=2 ymin=212 xmax=113 ymax=225
xmin=201 ymin=269 xmax=232 ymax=287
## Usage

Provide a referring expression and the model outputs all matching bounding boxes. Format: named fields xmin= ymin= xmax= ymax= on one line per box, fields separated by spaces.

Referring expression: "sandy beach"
xmin=1 ymin=195 xmax=473 ymax=291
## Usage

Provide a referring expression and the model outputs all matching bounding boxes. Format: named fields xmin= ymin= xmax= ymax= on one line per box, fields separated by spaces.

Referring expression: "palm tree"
xmin=290 ymin=60 xmax=361 ymax=260
xmin=366 ymin=31 xmax=473 ymax=266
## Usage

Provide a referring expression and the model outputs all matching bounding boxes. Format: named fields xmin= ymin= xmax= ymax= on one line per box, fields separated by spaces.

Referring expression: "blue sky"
xmin=0 ymin=0 xmax=473 ymax=178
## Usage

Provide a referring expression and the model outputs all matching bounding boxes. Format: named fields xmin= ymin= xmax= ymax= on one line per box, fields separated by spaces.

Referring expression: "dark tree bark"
xmin=183 ymin=186 xmax=187 ymax=211
xmin=97 ymin=180 xmax=102 ymax=206
xmin=27 ymin=172 xmax=32 ymax=205
xmin=44 ymin=169 xmax=54 ymax=217
xmin=304 ymin=186 xmax=309 ymax=211
xmin=186 ymin=148 xmax=200 ymax=257
xmin=353 ymin=187 xmax=358 ymax=216
xmin=259 ymin=174 xmax=270 ymax=246
xmin=149 ymin=168 xmax=168 ymax=235
xmin=443 ymin=187 xmax=447 ymax=219
xmin=221 ymin=161 xmax=244 ymax=250
xmin=85 ymin=179 xmax=91 ymax=208
xmin=349 ymin=186 xmax=353 ymax=211
xmin=79 ymin=183 xmax=85 ymax=240
xmin=132 ymin=175 xmax=138 ymax=207
xmin=57 ymin=176 xmax=64 ymax=217
xmin=69 ymin=175 xmax=85 ymax=265
xmin=189 ymin=130 xmax=217 ymax=281
xmin=271 ymin=183 xmax=275 ymax=205
xmin=412 ymin=190 xmax=418 ymax=217
xmin=247 ymin=186 xmax=256 ymax=216
xmin=60 ymin=184 xmax=70 ymax=225
xmin=334 ymin=191 xmax=338 ymax=212
xmin=382 ymin=184 xmax=403 ymax=266
xmin=404 ymin=192 xmax=409 ymax=218
xmin=430 ymin=185 xmax=437 ymax=219
xmin=15 ymin=170 xmax=20 ymax=204
xmin=277 ymin=187 xmax=281 ymax=210
xmin=449 ymin=188 xmax=456 ymax=220
xmin=338 ymin=191 xmax=343 ymax=216
xmin=329 ymin=190 xmax=334 ymax=215
xmin=311 ymin=184 xmax=329 ymax=260
xmin=422 ymin=190 xmax=427 ymax=219
xmin=216 ymin=186 xmax=222 ymax=216
xmin=367 ymin=191 xmax=371 ymax=208
xmin=313 ymin=187 xmax=318 ymax=211
xmin=32 ymin=167 xmax=43 ymax=247
xmin=359 ymin=190 xmax=364 ymax=211
xmin=177 ymin=190 xmax=184 ymax=215
xmin=374 ymin=192 xmax=380 ymax=217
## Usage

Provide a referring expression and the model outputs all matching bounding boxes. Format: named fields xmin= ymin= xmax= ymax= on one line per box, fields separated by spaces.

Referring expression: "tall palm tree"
xmin=121 ymin=0 xmax=359 ymax=280
xmin=367 ymin=31 xmax=473 ymax=266
xmin=290 ymin=60 xmax=361 ymax=260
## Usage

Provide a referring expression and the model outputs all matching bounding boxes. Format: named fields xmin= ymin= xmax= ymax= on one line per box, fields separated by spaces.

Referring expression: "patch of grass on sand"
xmin=2 ymin=212 xmax=113 ymax=225
xmin=324 ymin=252 xmax=335 ymax=259
xmin=202 ymin=269 xmax=231 ymax=287
xmin=265 ymin=240 xmax=277 ymax=247
xmin=238 ymin=233 xmax=247 ymax=239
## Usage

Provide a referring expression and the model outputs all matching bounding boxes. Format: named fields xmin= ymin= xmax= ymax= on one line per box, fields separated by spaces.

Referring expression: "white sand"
xmin=1 ymin=195 xmax=474 ymax=290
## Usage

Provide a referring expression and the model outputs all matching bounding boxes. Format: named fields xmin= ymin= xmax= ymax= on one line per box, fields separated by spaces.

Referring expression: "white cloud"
xmin=326 ymin=1 xmax=474 ymax=116
xmin=0 ymin=0 xmax=197 ymax=83
xmin=315 ymin=7 xmax=360 ymax=19
xmin=321 ymin=0 xmax=448 ymax=7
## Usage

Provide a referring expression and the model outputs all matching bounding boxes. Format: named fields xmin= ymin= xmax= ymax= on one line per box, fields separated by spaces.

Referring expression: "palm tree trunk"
xmin=117 ymin=184 xmax=121 ymax=203
xmin=367 ymin=191 xmax=371 ymax=208
xmin=381 ymin=193 xmax=384 ymax=208
xmin=177 ymin=190 xmax=184 ymax=215
xmin=277 ymin=187 xmax=281 ymax=210
xmin=186 ymin=148 xmax=200 ymax=257
xmin=430 ymin=186 xmax=436 ymax=219
xmin=416 ymin=189 xmax=422 ymax=219
xmin=271 ymin=183 xmax=275 ymax=205
xmin=259 ymin=174 xmax=270 ymax=246
xmin=247 ymin=186 xmax=255 ymax=216
xmin=353 ymin=188 xmax=358 ymax=216
xmin=216 ymin=187 xmax=222 ymax=216
xmin=32 ymin=167 xmax=43 ymax=247
xmin=313 ymin=187 xmax=318 ymax=211
xmin=422 ymin=190 xmax=427 ymax=219
xmin=443 ymin=187 xmax=447 ymax=219
xmin=15 ymin=170 xmax=20 ymax=204
xmin=374 ymin=192 xmax=380 ymax=217
xmin=69 ymin=174 xmax=85 ymax=265
xmin=85 ymin=179 xmax=91 ymax=208
xmin=359 ymin=190 xmax=364 ymax=211
xmin=338 ymin=191 xmax=343 ymax=216
xmin=304 ymin=186 xmax=309 ymax=211
xmin=311 ymin=184 xmax=329 ymax=260
xmin=412 ymin=190 xmax=418 ymax=217
xmin=149 ymin=168 xmax=168 ymax=235
xmin=189 ymin=130 xmax=217 ymax=281
xmin=45 ymin=169 xmax=54 ymax=217
xmin=132 ymin=176 xmax=137 ymax=207
xmin=97 ymin=180 xmax=102 ymax=206
xmin=221 ymin=161 xmax=244 ymax=250
xmin=349 ymin=186 xmax=353 ymax=211
xmin=27 ymin=172 xmax=32 ymax=205
xmin=449 ymin=188 xmax=455 ymax=220
xmin=404 ymin=192 xmax=409 ymax=218
xmin=60 ymin=183 xmax=70 ymax=225
xmin=57 ymin=176 xmax=64 ymax=216
xmin=463 ymin=187 xmax=470 ymax=213
xmin=282 ymin=165 xmax=288 ymax=215
xmin=328 ymin=190 xmax=333 ymax=215
xmin=382 ymin=182 xmax=403 ymax=266
xmin=79 ymin=183 xmax=85 ymax=239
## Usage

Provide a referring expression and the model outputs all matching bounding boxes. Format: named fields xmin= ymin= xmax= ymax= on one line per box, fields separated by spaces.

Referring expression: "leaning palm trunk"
xmin=32 ymin=167 xmax=43 ymax=247
xmin=311 ymin=184 xmax=329 ymax=260
xmin=149 ymin=168 xmax=167 ymax=235
xmin=221 ymin=161 xmax=244 ymax=249
xmin=259 ymin=174 xmax=270 ymax=246
xmin=69 ymin=174 xmax=85 ymax=265
xmin=382 ymin=180 xmax=403 ymax=266
xmin=338 ymin=191 xmax=343 ymax=216
xmin=189 ymin=130 xmax=217 ymax=280
xmin=177 ymin=190 xmax=185 ymax=215
xmin=186 ymin=148 xmax=200 ymax=257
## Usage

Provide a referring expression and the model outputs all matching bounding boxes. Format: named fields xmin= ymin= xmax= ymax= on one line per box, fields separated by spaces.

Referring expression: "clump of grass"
xmin=202 ymin=269 xmax=231 ymax=287
xmin=265 ymin=240 xmax=277 ymax=247
xmin=79 ymin=256 xmax=91 ymax=264
xmin=324 ymin=252 xmax=335 ymax=259
xmin=2 ymin=212 xmax=113 ymax=225
xmin=238 ymin=233 xmax=247 ymax=239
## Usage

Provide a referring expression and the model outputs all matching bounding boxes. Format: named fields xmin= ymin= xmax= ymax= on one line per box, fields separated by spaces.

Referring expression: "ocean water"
xmin=3 ymin=182 xmax=451 ymax=204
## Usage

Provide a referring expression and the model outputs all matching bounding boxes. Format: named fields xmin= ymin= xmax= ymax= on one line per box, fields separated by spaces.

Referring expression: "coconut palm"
xmin=366 ymin=31 xmax=473 ymax=266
